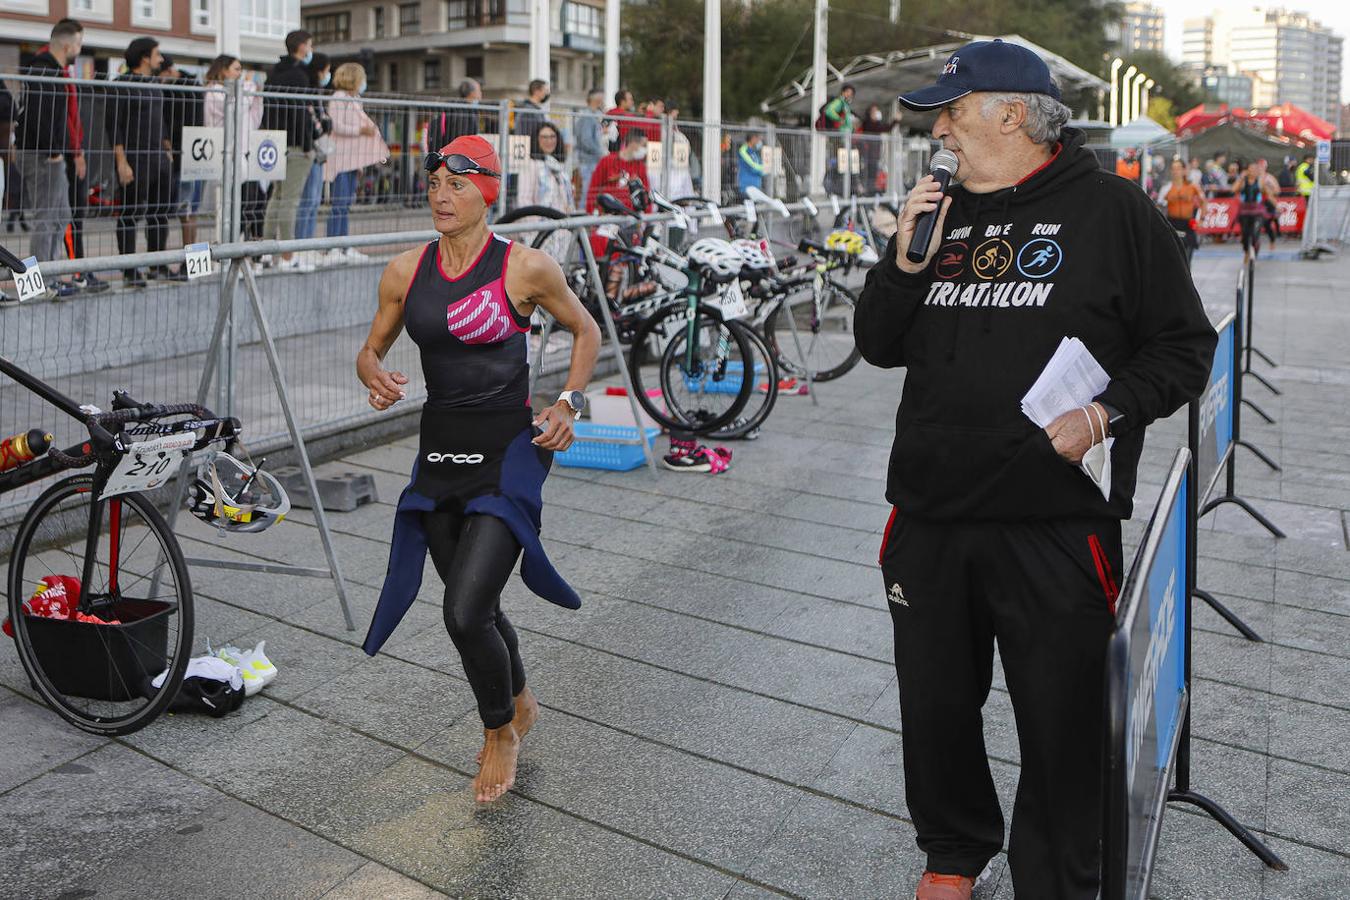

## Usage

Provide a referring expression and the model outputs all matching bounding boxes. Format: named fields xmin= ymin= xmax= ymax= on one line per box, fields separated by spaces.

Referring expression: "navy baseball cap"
xmin=898 ymin=39 xmax=1060 ymax=111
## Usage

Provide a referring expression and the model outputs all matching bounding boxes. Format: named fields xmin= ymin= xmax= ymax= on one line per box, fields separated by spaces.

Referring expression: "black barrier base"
xmin=1250 ymin=345 xmax=1279 ymax=368
xmin=1245 ymin=369 xmax=1283 ymax=396
xmin=1167 ymin=789 xmax=1288 ymax=871
xmin=1200 ymin=495 xmax=1287 ymax=539
xmin=1241 ymin=399 xmax=1277 ymax=425
xmin=1237 ymin=439 xmax=1283 ymax=473
xmin=1193 ymin=588 xmax=1263 ymax=641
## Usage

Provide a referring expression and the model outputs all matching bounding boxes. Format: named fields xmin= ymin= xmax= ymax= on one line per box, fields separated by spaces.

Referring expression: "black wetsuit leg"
xmin=425 ymin=510 xmax=527 ymax=728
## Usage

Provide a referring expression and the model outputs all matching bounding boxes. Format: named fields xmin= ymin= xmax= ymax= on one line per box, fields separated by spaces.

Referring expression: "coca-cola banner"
xmin=1195 ymin=197 xmax=1307 ymax=236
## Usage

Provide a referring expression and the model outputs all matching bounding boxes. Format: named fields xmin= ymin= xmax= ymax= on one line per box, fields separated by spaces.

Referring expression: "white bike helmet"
xmin=186 ymin=451 xmax=290 ymax=534
xmin=731 ymin=239 xmax=776 ymax=272
xmin=687 ymin=238 xmax=744 ymax=282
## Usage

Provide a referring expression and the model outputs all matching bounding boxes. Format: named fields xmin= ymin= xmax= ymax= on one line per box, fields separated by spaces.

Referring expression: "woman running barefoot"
xmin=357 ymin=135 xmax=600 ymax=802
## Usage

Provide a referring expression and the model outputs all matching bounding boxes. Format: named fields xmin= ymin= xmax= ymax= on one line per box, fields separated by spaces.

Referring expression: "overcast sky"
xmin=1155 ymin=0 xmax=1349 ymax=99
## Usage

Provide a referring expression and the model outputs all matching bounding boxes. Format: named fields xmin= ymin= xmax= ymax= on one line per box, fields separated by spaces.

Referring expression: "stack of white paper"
xmin=1021 ymin=337 xmax=1110 ymax=427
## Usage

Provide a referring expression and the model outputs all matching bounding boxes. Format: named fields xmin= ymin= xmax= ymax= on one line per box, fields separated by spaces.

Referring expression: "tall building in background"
xmin=1183 ymin=7 xmax=1343 ymax=124
xmin=300 ymin=0 xmax=605 ymax=102
xmin=1116 ymin=2 xmax=1165 ymax=55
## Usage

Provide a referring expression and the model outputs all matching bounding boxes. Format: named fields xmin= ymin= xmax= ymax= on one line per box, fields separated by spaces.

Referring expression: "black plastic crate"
xmin=23 ymin=598 xmax=173 ymax=701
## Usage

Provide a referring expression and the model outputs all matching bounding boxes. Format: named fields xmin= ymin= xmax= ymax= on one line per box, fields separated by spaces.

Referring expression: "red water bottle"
xmin=0 ymin=429 xmax=52 ymax=473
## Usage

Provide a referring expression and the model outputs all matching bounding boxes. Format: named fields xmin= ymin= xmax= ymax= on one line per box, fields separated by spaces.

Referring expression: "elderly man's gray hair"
xmin=981 ymin=81 xmax=1071 ymax=146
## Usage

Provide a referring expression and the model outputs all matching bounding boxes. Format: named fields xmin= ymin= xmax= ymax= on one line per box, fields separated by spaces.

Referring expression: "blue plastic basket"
xmin=556 ymin=423 xmax=661 ymax=471
xmin=682 ymin=361 xmax=765 ymax=395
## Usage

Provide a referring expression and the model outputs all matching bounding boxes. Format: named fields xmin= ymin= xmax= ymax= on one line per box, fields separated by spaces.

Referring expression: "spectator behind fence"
xmin=159 ymin=54 xmax=203 ymax=253
xmin=37 ymin=19 xmax=110 ymax=294
xmin=818 ymin=83 xmax=856 ymax=133
xmin=574 ymin=88 xmax=605 ymax=201
xmin=0 ymin=84 xmax=13 ymax=300
xmin=426 ymin=79 xmax=495 ymax=153
xmin=324 ymin=62 xmax=387 ymax=259
xmin=860 ymin=103 xmax=900 ymax=193
xmin=109 ymin=37 xmax=179 ymax=288
xmin=260 ymin=28 xmax=318 ymax=270
xmin=516 ymin=121 xmax=574 ymax=211
xmin=16 ymin=19 xmax=83 ymax=298
xmin=1277 ymin=155 xmax=1296 ymax=191
xmin=665 ymin=101 xmax=697 ymax=198
xmin=638 ymin=98 xmax=665 ymax=145
xmin=585 ymin=128 xmax=649 ymax=214
xmin=203 ymin=54 xmax=265 ymax=240
xmin=1295 ymin=154 xmax=1313 ymax=197
xmin=293 ymin=52 xmax=334 ymax=246
xmin=513 ymin=78 xmax=549 ymax=138
xmin=606 ymin=89 xmax=635 ymax=150
xmin=1188 ymin=156 xmax=1204 ymax=187
xmin=736 ymin=132 xmax=765 ymax=198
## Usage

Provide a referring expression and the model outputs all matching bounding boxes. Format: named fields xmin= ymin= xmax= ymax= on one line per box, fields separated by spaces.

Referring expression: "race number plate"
xmin=184 ymin=242 xmax=213 ymax=279
xmin=100 ymin=433 xmax=195 ymax=499
xmin=14 ymin=257 xmax=47 ymax=302
xmin=716 ymin=281 xmax=750 ymax=320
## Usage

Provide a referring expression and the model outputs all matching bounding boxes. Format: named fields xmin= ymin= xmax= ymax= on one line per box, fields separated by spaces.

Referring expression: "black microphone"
xmin=906 ymin=150 xmax=959 ymax=265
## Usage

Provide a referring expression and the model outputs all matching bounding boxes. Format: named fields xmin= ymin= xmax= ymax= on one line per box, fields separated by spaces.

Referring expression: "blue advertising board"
xmin=1195 ymin=314 xmax=1235 ymax=506
xmin=1104 ymin=450 xmax=1191 ymax=900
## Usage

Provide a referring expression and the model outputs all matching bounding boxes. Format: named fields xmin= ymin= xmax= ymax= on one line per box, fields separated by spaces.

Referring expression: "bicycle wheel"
xmin=706 ymin=320 xmax=779 ymax=440
xmin=629 ymin=302 xmax=755 ymax=434
xmin=763 ymin=278 xmax=861 ymax=382
xmin=495 ymin=205 xmax=585 ymax=274
xmin=7 ymin=474 xmax=194 ymax=736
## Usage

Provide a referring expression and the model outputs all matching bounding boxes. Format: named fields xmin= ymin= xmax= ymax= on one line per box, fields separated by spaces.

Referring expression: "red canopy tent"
xmin=1175 ymin=102 xmax=1334 ymax=142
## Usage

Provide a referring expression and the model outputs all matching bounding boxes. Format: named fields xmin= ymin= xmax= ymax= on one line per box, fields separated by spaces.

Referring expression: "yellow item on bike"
xmin=826 ymin=230 xmax=865 ymax=256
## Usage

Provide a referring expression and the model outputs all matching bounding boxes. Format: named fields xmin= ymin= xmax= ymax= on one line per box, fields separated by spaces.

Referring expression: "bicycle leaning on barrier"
xmin=0 ymin=242 xmax=287 ymax=736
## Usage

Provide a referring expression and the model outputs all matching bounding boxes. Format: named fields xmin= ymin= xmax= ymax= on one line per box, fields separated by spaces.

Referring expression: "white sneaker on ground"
xmin=211 ymin=640 xmax=278 ymax=696
xmin=277 ymin=255 xmax=314 ymax=273
xmin=343 ymin=246 xmax=369 ymax=262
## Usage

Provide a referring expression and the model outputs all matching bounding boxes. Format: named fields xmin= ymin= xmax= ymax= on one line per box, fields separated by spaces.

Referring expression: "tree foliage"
xmin=620 ymin=0 xmax=1117 ymax=121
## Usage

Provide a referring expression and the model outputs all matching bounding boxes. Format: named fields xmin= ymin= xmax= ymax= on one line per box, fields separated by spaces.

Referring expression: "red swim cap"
xmin=434 ymin=135 xmax=502 ymax=207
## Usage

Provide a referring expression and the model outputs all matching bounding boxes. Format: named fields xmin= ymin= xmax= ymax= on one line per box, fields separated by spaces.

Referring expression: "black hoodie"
xmin=855 ymin=128 xmax=1217 ymax=522
xmin=17 ymin=51 xmax=69 ymax=155
xmin=261 ymin=55 xmax=314 ymax=150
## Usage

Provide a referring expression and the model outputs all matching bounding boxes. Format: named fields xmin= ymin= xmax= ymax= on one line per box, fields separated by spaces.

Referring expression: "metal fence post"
xmin=765 ymin=123 xmax=777 ymax=199
xmin=660 ymin=114 xmax=673 ymax=197
xmin=497 ymin=100 xmax=512 ymax=218
xmin=842 ymin=129 xmax=853 ymax=199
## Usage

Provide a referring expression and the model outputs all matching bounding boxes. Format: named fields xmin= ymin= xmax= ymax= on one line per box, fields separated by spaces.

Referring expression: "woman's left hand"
xmin=532 ymin=402 xmax=576 ymax=451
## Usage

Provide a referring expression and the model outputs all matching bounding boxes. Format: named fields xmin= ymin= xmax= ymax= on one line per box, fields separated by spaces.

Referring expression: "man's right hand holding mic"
xmin=895 ymin=150 xmax=958 ymax=274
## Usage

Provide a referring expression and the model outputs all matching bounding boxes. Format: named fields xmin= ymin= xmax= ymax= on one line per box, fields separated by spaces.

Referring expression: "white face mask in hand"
xmin=1079 ymin=404 xmax=1113 ymax=501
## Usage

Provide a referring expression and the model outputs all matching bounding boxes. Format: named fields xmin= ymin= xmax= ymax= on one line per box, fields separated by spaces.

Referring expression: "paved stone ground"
xmin=2 ymin=245 xmax=1348 ymax=899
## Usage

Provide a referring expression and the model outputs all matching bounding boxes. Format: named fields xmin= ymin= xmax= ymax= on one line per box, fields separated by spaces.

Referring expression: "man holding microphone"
xmin=854 ymin=40 xmax=1216 ymax=900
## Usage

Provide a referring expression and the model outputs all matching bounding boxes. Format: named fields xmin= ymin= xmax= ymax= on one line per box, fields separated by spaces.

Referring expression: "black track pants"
xmin=879 ymin=512 xmax=1121 ymax=900
xmin=425 ymin=511 xmax=526 ymax=729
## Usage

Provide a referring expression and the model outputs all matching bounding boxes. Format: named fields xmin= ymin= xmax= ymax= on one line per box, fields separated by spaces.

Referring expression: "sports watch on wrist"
xmin=557 ymin=390 xmax=587 ymax=419
xmin=1097 ymin=402 xmax=1123 ymax=435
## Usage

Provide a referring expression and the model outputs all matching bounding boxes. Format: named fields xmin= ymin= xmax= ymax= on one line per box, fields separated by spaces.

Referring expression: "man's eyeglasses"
xmin=423 ymin=151 xmax=500 ymax=178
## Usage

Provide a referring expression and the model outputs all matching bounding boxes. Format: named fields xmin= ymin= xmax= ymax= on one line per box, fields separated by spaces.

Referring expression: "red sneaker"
xmin=915 ymin=872 xmax=975 ymax=900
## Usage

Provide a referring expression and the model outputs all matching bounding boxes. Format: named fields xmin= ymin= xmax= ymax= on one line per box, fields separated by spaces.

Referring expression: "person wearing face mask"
xmin=860 ymin=103 xmax=896 ymax=194
xmin=323 ymin=62 xmax=386 ymax=257
xmin=516 ymin=122 xmax=574 ymax=211
xmin=260 ymin=29 xmax=319 ymax=270
xmin=584 ymin=129 xmax=649 ymax=215
xmin=293 ymin=52 xmax=334 ymax=250
xmin=854 ymin=39 xmax=1216 ymax=900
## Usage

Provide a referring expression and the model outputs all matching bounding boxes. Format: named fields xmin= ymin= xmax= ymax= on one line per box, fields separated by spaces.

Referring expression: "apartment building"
xmin=0 ymin=0 xmax=299 ymax=74
xmin=1115 ymin=2 xmax=1164 ymax=56
xmin=1183 ymin=7 xmax=1343 ymax=125
xmin=300 ymin=0 xmax=604 ymax=103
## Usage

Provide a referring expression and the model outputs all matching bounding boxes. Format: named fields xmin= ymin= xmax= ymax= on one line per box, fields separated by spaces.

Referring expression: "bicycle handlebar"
xmin=48 ymin=402 xmax=240 ymax=470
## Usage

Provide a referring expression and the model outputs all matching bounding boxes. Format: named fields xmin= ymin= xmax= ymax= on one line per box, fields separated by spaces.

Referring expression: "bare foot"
xmin=474 ymin=723 xmax=520 ymax=802
xmin=477 ymin=689 xmax=538 ymax=764
xmin=514 ymin=687 xmax=539 ymax=741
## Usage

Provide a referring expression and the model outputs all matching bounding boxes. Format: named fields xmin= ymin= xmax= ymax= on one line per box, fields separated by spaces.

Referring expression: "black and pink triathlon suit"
xmin=363 ymin=234 xmax=581 ymax=729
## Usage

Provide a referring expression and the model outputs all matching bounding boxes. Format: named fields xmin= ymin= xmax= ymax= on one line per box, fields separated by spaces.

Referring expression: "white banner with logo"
xmin=180 ymin=126 xmax=223 ymax=182
xmin=247 ymin=130 xmax=288 ymax=182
